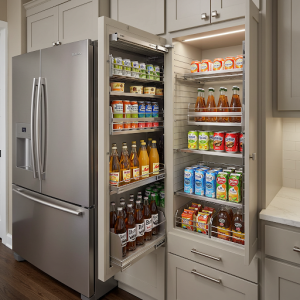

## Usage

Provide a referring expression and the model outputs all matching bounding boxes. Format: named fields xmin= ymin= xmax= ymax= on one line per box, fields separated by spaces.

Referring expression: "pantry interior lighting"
xmin=183 ymin=29 xmax=245 ymax=42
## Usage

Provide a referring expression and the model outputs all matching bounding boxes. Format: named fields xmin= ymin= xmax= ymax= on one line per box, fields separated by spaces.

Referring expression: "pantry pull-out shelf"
xmin=175 ymin=149 xmax=242 ymax=158
xmin=110 ymin=91 xmax=163 ymax=99
xmin=187 ymin=121 xmax=242 ymax=127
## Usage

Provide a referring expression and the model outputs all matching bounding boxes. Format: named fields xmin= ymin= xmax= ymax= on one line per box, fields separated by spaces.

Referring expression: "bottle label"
xmin=123 ymin=170 xmax=131 ymax=182
xmin=133 ymin=168 xmax=140 ymax=180
xmin=110 ymin=172 xmax=119 ymax=186
xmin=118 ymin=232 xmax=127 ymax=247
xmin=144 ymin=218 xmax=152 ymax=232
xmin=153 ymin=163 xmax=159 ymax=175
xmin=113 ymin=103 xmax=123 ymax=114
xmin=124 ymin=104 xmax=131 ymax=114
xmin=136 ymin=223 xmax=145 ymax=237
xmin=128 ymin=227 xmax=137 ymax=242
xmin=152 ymin=214 xmax=159 ymax=228
xmin=141 ymin=165 xmax=149 ymax=178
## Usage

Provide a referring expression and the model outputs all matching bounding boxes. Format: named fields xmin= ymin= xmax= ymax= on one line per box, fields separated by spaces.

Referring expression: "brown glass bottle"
xmin=150 ymin=193 xmax=159 ymax=235
xmin=120 ymin=198 xmax=127 ymax=220
xmin=110 ymin=202 xmax=117 ymax=233
xmin=217 ymin=206 xmax=232 ymax=241
xmin=129 ymin=197 xmax=135 ymax=211
xmin=115 ymin=207 xmax=127 ymax=257
xmin=217 ymin=87 xmax=229 ymax=122
xmin=206 ymin=87 xmax=217 ymax=122
xmin=137 ymin=195 xmax=143 ymax=211
xmin=135 ymin=200 xmax=145 ymax=245
xmin=109 ymin=145 xmax=120 ymax=186
xmin=195 ymin=88 xmax=206 ymax=122
xmin=143 ymin=197 xmax=152 ymax=241
xmin=229 ymin=86 xmax=242 ymax=123
xmin=126 ymin=204 xmax=136 ymax=251
xmin=232 ymin=209 xmax=245 ymax=245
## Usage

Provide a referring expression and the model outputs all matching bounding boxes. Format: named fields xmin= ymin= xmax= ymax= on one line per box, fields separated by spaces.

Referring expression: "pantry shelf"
xmin=110 ymin=74 xmax=164 ymax=85
xmin=111 ymin=127 xmax=164 ymax=135
xmin=187 ymin=121 xmax=242 ymax=126
xmin=110 ymin=91 xmax=163 ymax=99
xmin=176 ymin=149 xmax=243 ymax=158
xmin=176 ymin=189 xmax=243 ymax=209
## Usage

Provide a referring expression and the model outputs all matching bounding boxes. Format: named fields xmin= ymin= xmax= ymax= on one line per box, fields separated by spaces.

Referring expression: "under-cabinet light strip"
xmin=183 ymin=29 xmax=245 ymax=42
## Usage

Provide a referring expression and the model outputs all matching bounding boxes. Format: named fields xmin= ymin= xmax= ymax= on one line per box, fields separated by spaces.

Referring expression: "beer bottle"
xmin=143 ymin=197 xmax=152 ymax=241
xmin=229 ymin=86 xmax=242 ymax=123
xmin=135 ymin=200 xmax=145 ymax=245
xmin=110 ymin=202 xmax=117 ymax=233
xmin=195 ymin=88 xmax=206 ymax=122
xmin=115 ymin=207 xmax=127 ymax=257
xmin=150 ymin=194 xmax=159 ymax=235
xmin=137 ymin=191 xmax=142 ymax=197
xmin=120 ymin=198 xmax=127 ymax=219
xmin=147 ymin=138 xmax=153 ymax=155
xmin=109 ymin=145 xmax=120 ymax=186
xmin=126 ymin=204 xmax=137 ymax=251
xmin=206 ymin=87 xmax=217 ymax=122
xmin=217 ymin=87 xmax=229 ymax=122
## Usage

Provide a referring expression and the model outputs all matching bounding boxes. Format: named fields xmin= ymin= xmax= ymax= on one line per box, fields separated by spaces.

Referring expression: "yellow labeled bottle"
xmin=110 ymin=145 xmax=120 ymax=186
xmin=119 ymin=142 xmax=127 ymax=163
xmin=149 ymin=140 xmax=159 ymax=176
xmin=147 ymin=138 xmax=152 ymax=155
xmin=138 ymin=139 xmax=144 ymax=157
xmin=139 ymin=142 xmax=149 ymax=178
xmin=120 ymin=145 xmax=131 ymax=183
xmin=130 ymin=143 xmax=140 ymax=181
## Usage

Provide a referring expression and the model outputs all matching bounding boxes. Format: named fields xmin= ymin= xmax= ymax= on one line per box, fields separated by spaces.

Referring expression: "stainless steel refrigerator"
xmin=12 ymin=39 xmax=116 ymax=300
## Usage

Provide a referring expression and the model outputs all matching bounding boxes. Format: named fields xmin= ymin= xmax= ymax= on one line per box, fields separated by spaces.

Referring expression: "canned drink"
xmin=145 ymin=101 xmax=152 ymax=118
xmin=153 ymin=65 xmax=160 ymax=75
xmin=184 ymin=167 xmax=195 ymax=194
xmin=195 ymin=169 xmax=206 ymax=196
xmin=205 ymin=170 xmax=217 ymax=198
xmin=213 ymin=131 xmax=225 ymax=152
xmin=146 ymin=64 xmax=154 ymax=75
xmin=138 ymin=122 xmax=145 ymax=129
xmin=152 ymin=122 xmax=159 ymax=127
xmin=152 ymin=189 xmax=160 ymax=206
xmin=145 ymin=187 xmax=152 ymax=197
xmin=239 ymin=132 xmax=244 ymax=153
xmin=123 ymin=100 xmax=131 ymax=118
xmin=111 ymin=100 xmax=123 ymax=130
xmin=198 ymin=131 xmax=210 ymax=151
xmin=208 ymin=132 xmax=214 ymax=149
xmin=159 ymin=190 xmax=165 ymax=208
xmin=138 ymin=101 xmax=145 ymax=118
xmin=154 ymin=75 xmax=160 ymax=81
xmin=225 ymin=132 xmax=239 ymax=153
xmin=139 ymin=73 xmax=147 ymax=79
xmin=188 ymin=131 xmax=198 ymax=149
xmin=131 ymin=100 xmax=138 ymax=128
xmin=124 ymin=122 xmax=131 ymax=129
xmin=131 ymin=67 xmax=139 ymax=78
xmin=131 ymin=61 xmax=139 ymax=68
xmin=152 ymin=102 xmax=159 ymax=117
xmin=145 ymin=122 xmax=153 ymax=128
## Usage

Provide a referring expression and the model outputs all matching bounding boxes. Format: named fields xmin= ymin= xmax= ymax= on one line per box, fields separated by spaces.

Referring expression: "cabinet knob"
xmin=211 ymin=10 xmax=219 ymax=17
xmin=201 ymin=13 xmax=208 ymax=20
xmin=53 ymin=41 xmax=62 ymax=47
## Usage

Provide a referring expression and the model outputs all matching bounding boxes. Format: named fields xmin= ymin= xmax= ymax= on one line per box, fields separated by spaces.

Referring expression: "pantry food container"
xmin=144 ymin=87 xmax=156 ymax=95
xmin=155 ymin=88 xmax=163 ymax=96
xmin=130 ymin=86 xmax=143 ymax=94
xmin=113 ymin=57 xmax=123 ymax=75
xmin=122 ymin=58 xmax=131 ymax=76
xmin=110 ymin=82 xmax=125 ymax=92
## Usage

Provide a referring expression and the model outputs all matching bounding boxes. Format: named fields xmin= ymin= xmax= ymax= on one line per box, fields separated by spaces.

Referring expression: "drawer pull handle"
xmin=293 ymin=247 xmax=300 ymax=253
xmin=191 ymin=248 xmax=222 ymax=261
xmin=191 ymin=269 xmax=222 ymax=284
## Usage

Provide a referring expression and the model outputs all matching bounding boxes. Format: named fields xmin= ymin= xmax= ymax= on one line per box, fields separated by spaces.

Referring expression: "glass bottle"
xmin=115 ymin=207 xmax=127 ymax=257
xmin=137 ymin=195 xmax=143 ymax=211
xmin=139 ymin=142 xmax=149 ymax=178
xmin=120 ymin=145 xmax=131 ymax=183
xmin=129 ymin=196 xmax=135 ymax=211
xmin=109 ymin=143 xmax=117 ymax=162
xmin=150 ymin=194 xmax=159 ymax=235
xmin=195 ymin=88 xmax=206 ymax=122
xmin=119 ymin=198 xmax=127 ymax=220
xmin=232 ymin=209 xmax=245 ymax=245
xmin=217 ymin=87 xmax=229 ymax=122
xmin=109 ymin=145 xmax=120 ymax=186
xmin=217 ymin=206 xmax=232 ymax=241
xmin=110 ymin=202 xmax=117 ymax=233
xmin=138 ymin=140 xmax=144 ymax=157
xmin=143 ymin=197 xmax=152 ymax=241
xmin=205 ymin=87 xmax=217 ymax=122
xmin=126 ymin=204 xmax=136 ymax=251
xmin=229 ymin=86 xmax=242 ymax=123
xmin=130 ymin=144 xmax=140 ymax=181
xmin=158 ymin=134 xmax=164 ymax=164
xmin=149 ymin=140 xmax=159 ymax=176
xmin=130 ymin=141 xmax=137 ymax=161
xmin=119 ymin=142 xmax=127 ymax=162
xmin=147 ymin=138 xmax=153 ymax=155
xmin=224 ymin=87 xmax=229 ymax=107
xmin=135 ymin=200 xmax=145 ymax=245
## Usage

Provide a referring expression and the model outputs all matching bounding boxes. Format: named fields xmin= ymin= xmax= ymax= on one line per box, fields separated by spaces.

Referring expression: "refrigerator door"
xmin=12 ymin=184 xmax=94 ymax=297
xmin=12 ymin=50 xmax=41 ymax=192
xmin=40 ymin=40 xmax=94 ymax=207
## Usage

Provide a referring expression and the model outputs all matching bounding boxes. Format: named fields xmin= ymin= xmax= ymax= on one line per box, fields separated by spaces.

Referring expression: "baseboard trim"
xmin=6 ymin=233 xmax=12 ymax=249
xmin=118 ymin=282 xmax=156 ymax=300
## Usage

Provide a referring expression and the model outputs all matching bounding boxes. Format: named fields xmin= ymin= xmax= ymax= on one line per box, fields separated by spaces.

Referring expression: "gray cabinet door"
xmin=265 ymin=258 xmax=300 ymax=300
xmin=58 ymin=0 xmax=98 ymax=44
xmin=167 ymin=253 xmax=258 ymax=300
xmin=167 ymin=0 xmax=210 ymax=32
xmin=27 ymin=7 xmax=59 ymax=52
xmin=210 ymin=0 xmax=246 ymax=23
xmin=110 ymin=0 xmax=165 ymax=35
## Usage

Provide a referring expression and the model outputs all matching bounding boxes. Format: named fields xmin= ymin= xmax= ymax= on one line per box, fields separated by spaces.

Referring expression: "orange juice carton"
xmin=191 ymin=203 xmax=202 ymax=211
xmin=228 ymin=173 xmax=242 ymax=203
xmin=202 ymin=207 xmax=215 ymax=215
xmin=181 ymin=211 xmax=194 ymax=230
xmin=196 ymin=212 xmax=210 ymax=234
xmin=189 ymin=207 xmax=199 ymax=217
xmin=216 ymin=172 xmax=228 ymax=201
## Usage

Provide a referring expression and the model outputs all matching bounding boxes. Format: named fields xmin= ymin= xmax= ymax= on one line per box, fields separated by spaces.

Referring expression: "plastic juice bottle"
xmin=217 ymin=87 xmax=229 ymax=122
xmin=110 ymin=202 xmax=117 ymax=232
xmin=109 ymin=145 xmax=120 ymax=186
xmin=195 ymin=88 xmax=206 ymax=122
xmin=232 ymin=209 xmax=245 ymax=245
xmin=135 ymin=200 xmax=145 ymax=245
xmin=150 ymin=194 xmax=159 ymax=235
xmin=120 ymin=145 xmax=131 ymax=183
xmin=147 ymin=138 xmax=153 ymax=155
xmin=143 ymin=197 xmax=152 ymax=241
xmin=217 ymin=206 xmax=232 ymax=241
xmin=205 ymin=87 xmax=217 ymax=122
xmin=138 ymin=140 xmax=144 ymax=157
xmin=126 ymin=204 xmax=136 ymax=251
xmin=149 ymin=140 xmax=159 ymax=176
xmin=130 ymin=144 xmax=140 ymax=181
xmin=115 ymin=207 xmax=127 ymax=257
xmin=229 ymin=86 xmax=242 ymax=123
xmin=139 ymin=142 xmax=149 ymax=178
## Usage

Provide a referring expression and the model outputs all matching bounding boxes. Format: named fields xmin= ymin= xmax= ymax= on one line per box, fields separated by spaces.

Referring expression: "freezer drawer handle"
xmin=191 ymin=248 xmax=222 ymax=261
xmin=13 ymin=188 xmax=83 ymax=216
xmin=293 ymin=247 xmax=300 ymax=253
xmin=191 ymin=269 xmax=222 ymax=284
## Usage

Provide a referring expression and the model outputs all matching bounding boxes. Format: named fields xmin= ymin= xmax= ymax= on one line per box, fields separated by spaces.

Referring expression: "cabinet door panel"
xmin=58 ymin=0 xmax=98 ymax=44
xmin=211 ymin=0 xmax=246 ymax=23
xmin=27 ymin=7 xmax=58 ymax=52
xmin=110 ymin=0 xmax=165 ymax=35
xmin=167 ymin=0 xmax=210 ymax=32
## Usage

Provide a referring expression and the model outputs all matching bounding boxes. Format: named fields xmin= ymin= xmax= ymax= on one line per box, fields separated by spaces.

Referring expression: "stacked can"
xmin=138 ymin=101 xmax=145 ymax=129
xmin=111 ymin=100 xmax=123 ymax=130
xmin=131 ymin=61 xmax=139 ymax=78
xmin=152 ymin=102 xmax=159 ymax=127
xmin=146 ymin=64 xmax=154 ymax=80
xmin=131 ymin=100 xmax=138 ymax=129
xmin=139 ymin=62 xmax=146 ymax=79
xmin=122 ymin=59 xmax=131 ymax=76
xmin=113 ymin=57 xmax=122 ymax=75
xmin=123 ymin=100 xmax=131 ymax=129
xmin=145 ymin=101 xmax=152 ymax=128
xmin=153 ymin=65 xmax=160 ymax=81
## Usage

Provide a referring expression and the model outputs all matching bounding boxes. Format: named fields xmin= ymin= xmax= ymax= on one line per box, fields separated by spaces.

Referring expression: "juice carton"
xmin=228 ymin=173 xmax=242 ymax=203
xmin=202 ymin=206 xmax=216 ymax=215
xmin=196 ymin=212 xmax=210 ymax=234
xmin=216 ymin=172 xmax=228 ymax=201
xmin=195 ymin=169 xmax=206 ymax=196
xmin=205 ymin=170 xmax=217 ymax=198
xmin=181 ymin=212 xmax=193 ymax=230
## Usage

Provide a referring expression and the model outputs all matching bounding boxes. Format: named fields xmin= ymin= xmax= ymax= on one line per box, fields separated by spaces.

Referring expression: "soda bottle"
xmin=110 ymin=145 xmax=120 ymax=186
xmin=119 ymin=142 xmax=127 ymax=162
xmin=150 ymin=193 xmax=159 ymax=235
xmin=195 ymin=88 xmax=206 ymax=122
xmin=110 ymin=202 xmax=117 ymax=232
xmin=120 ymin=145 xmax=131 ymax=183
xmin=232 ymin=209 xmax=245 ymax=245
xmin=129 ymin=196 xmax=135 ymax=211
xmin=138 ymin=139 xmax=144 ymax=157
xmin=119 ymin=198 xmax=127 ymax=219
xmin=135 ymin=200 xmax=145 ymax=245
xmin=130 ymin=143 xmax=140 ymax=181
xmin=137 ymin=195 xmax=143 ymax=211
xmin=217 ymin=87 xmax=229 ymax=122
xmin=205 ymin=87 xmax=217 ymax=122
xmin=143 ymin=197 xmax=152 ymax=241
xmin=110 ymin=143 xmax=117 ymax=162
xmin=126 ymin=204 xmax=137 ymax=251
xmin=115 ymin=207 xmax=127 ymax=257
xmin=149 ymin=140 xmax=160 ymax=176
xmin=229 ymin=86 xmax=242 ymax=123
xmin=139 ymin=142 xmax=149 ymax=178
xmin=147 ymin=138 xmax=153 ymax=155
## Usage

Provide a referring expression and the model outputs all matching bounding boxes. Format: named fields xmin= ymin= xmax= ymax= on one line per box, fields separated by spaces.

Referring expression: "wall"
xmin=0 ymin=0 xmax=7 ymax=21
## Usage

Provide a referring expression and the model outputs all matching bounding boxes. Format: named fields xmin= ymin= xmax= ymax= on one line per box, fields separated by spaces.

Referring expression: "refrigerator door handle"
xmin=41 ymin=78 xmax=47 ymax=177
xmin=12 ymin=187 xmax=83 ymax=216
xmin=36 ymin=77 xmax=42 ymax=181
xmin=30 ymin=78 xmax=38 ymax=178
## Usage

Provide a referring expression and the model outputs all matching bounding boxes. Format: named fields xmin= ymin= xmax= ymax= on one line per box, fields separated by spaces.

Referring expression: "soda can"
xmin=208 ymin=132 xmax=214 ymax=150
xmin=152 ymin=102 xmax=159 ymax=117
xmin=198 ymin=131 xmax=210 ymax=150
xmin=205 ymin=170 xmax=217 ymax=198
xmin=213 ymin=131 xmax=225 ymax=151
xmin=225 ymin=132 xmax=239 ymax=153
xmin=184 ymin=167 xmax=195 ymax=194
xmin=195 ymin=169 xmax=206 ymax=196
xmin=159 ymin=190 xmax=165 ymax=208
xmin=145 ymin=101 xmax=152 ymax=118
xmin=152 ymin=189 xmax=160 ymax=206
xmin=188 ymin=131 xmax=198 ymax=149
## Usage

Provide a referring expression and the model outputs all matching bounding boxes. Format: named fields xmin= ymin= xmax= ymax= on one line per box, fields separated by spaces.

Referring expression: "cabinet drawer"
xmin=167 ymin=253 xmax=258 ymax=300
xmin=168 ymin=232 xmax=258 ymax=283
xmin=265 ymin=225 xmax=300 ymax=265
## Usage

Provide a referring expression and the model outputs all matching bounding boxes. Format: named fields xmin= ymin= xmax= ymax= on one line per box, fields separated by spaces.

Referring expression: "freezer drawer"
xmin=12 ymin=185 xmax=94 ymax=297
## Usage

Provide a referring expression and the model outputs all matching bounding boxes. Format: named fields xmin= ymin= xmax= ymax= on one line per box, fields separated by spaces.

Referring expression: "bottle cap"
xmin=151 ymin=193 xmax=156 ymax=197
xmin=112 ymin=146 xmax=117 ymax=150
xmin=232 ymin=86 xmax=240 ymax=91
xmin=127 ymin=204 xmax=132 ymax=208
xmin=148 ymin=138 xmax=152 ymax=141
xmin=132 ymin=144 xmax=136 ymax=148
xmin=111 ymin=202 xmax=116 ymax=205
xmin=122 ymin=146 xmax=127 ymax=149
xmin=144 ymin=196 xmax=148 ymax=200
xmin=141 ymin=142 xmax=146 ymax=145
xmin=208 ymin=87 xmax=215 ymax=92
xmin=219 ymin=87 xmax=225 ymax=91
xmin=132 ymin=141 xmax=136 ymax=145
xmin=136 ymin=200 xmax=141 ymax=204
xmin=140 ymin=140 xmax=144 ymax=142
xmin=152 ymin=140 xmax=156 ymax=144
xmin=117 ymin=207 xmax=123 ymax=211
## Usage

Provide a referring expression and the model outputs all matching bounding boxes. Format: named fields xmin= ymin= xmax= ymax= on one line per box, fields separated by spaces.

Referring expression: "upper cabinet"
xmin=210 ymin=0 xmax=246 ymax=23
xmin=25 ymin=0 xmax=109 ymax=52
xmin=110 ymin=0 xmax=165 ymax=35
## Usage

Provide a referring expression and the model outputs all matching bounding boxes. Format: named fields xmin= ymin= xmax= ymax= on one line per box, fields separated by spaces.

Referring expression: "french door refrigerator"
xmin=12 ymin=40 xmax=117 ymax=300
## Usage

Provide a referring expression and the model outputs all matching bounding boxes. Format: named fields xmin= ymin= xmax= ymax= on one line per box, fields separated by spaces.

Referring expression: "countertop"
xmin=260 ymin=187 xmax=300 ymax=228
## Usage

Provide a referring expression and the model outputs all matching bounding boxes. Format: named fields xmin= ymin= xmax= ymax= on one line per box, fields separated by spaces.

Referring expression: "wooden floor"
xmin=0 ymin=239 xmax=140 ymax=300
